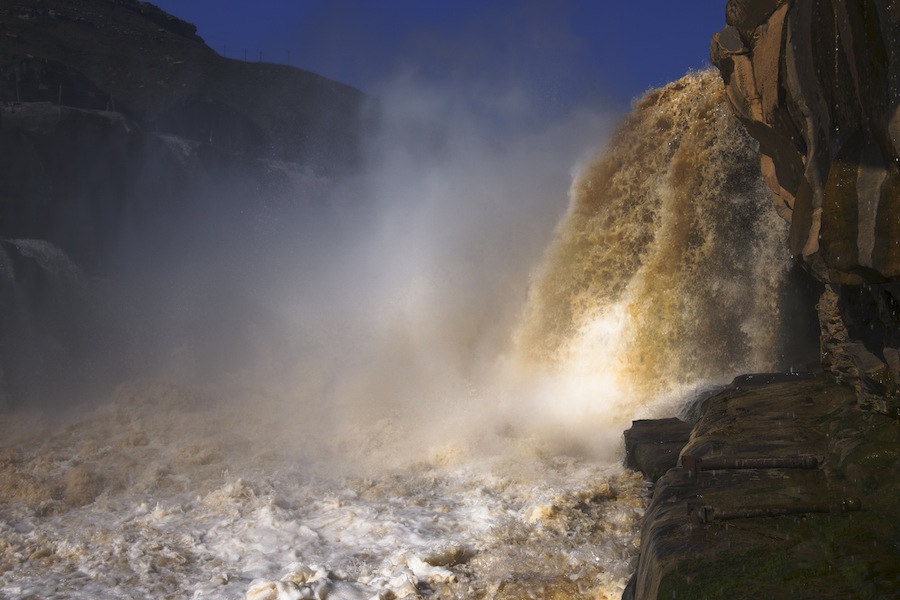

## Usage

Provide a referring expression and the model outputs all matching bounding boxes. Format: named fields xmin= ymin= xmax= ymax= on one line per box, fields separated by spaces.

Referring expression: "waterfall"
xmin=511 ymin=70 xmax=791 ymax=415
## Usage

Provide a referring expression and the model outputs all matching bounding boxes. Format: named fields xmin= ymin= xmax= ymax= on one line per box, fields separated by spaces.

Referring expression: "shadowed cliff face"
xmin=0 ymin=0 xmax=365 ymax=169
xmin=0 ymin=0 xmax=368 ymax=274
xmin=0 ymin=1 xmax=367 ymax=406
xmin=712 ymin=0 xmax=900 ymax=413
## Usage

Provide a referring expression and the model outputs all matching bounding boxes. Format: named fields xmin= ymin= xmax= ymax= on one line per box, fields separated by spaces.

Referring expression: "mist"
xmin=1 ymin=40 xmax=617 ymax=469
xmin=187 ymin=78 xmax=613 ymax=460
xmin=0 ymin=19 xmax=791 ymax=474
xmin=1 ymin=6 xmax=807 ymax=597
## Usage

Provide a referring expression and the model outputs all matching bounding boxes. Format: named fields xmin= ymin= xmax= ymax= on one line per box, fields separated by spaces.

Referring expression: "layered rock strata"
xmin=711 ymin=0 xmax=900 ymax=413
xmin=0 ymin=0 xmax=365 ymax=169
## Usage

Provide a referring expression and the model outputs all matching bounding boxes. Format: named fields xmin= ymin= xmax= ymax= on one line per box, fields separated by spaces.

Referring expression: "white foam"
xmin=0 ymin=411 xmax=647 ymax=600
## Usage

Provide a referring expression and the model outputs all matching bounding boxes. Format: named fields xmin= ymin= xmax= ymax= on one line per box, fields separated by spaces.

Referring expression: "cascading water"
xmin=509 ymin=70 xmax=790 ymax=428
xmin=0 ymin=71 xmax=791 ymax=600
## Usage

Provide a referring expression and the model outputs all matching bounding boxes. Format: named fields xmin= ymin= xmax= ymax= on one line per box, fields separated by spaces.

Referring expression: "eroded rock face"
xmin=712 ymin=0 xmax=900 ymax=413
xmin=626 ymin=375 xmax=900 ymax=600
xmin=0 ymin=0 xmax=366 ymax=170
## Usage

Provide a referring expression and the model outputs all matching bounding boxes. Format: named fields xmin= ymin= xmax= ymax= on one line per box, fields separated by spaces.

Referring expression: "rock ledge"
xmin=625 ymin=374 xmax=900 ymax=599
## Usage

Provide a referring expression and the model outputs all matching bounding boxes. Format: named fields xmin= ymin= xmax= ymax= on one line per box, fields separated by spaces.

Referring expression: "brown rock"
xmin=712 ymin=0 xmax=900 ymax=272
xmin=725 ymin=0 xmax=784 ymax=40
xmin=627 ymin=376 xmax=900 ymax=600
xmin=623 ymin=418 xmax=694 ymax=482
xmin=713 ymin=0 xmax=900 ymax=412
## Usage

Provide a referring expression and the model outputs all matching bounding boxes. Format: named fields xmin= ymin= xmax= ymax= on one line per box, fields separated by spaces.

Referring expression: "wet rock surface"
xmin=624 ymin=375 xmax=900 ymax=599
xmin=711 ymin=0 xmax=900 ymax=414
xmin=623 ymin=418 xmax=693 ymax=483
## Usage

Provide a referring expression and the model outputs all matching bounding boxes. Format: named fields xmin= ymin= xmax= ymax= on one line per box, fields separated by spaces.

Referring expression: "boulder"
xmin=623 ymin=418 xmax=693 ymax=482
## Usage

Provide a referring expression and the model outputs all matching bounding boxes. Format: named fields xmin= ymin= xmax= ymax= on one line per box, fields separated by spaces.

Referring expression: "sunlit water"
xmin=0 ymin=70 xmax=787 ymax=600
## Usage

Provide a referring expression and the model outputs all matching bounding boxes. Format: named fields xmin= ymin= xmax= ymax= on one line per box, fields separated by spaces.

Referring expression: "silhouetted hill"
xmin=0 ymin=0 xmax=365 ymax=165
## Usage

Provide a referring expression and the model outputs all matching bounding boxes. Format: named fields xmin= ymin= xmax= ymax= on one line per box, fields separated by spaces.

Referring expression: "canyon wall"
xmin=712 ymin=0 xmax=900 ymax=413
xmin=0 ymin=0 xmax=367 ymax=405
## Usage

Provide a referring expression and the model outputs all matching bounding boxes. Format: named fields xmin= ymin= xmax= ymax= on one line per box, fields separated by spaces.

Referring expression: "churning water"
xmin=0 ymin=70 xmax=789 ymax=599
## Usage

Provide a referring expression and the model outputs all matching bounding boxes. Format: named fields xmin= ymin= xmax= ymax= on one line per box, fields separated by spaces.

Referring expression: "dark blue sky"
xmin=152 ymin=0 xmax=727 ymax=112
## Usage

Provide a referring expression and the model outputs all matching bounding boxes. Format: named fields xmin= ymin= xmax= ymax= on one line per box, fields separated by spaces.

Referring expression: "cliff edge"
xmin=0 ymin=0 xmax=365 ymax=166
xmin=711 ymin=0 xmax=900 ymax=414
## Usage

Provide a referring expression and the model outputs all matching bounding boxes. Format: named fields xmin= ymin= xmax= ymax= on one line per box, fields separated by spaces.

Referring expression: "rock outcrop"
xmin=624 ymin=374 xmax=900 ymax=599
xmin=711 ymin=0 xmax=900 ymax=414
xmin=623 ymin=418 xmax=694 ymax=482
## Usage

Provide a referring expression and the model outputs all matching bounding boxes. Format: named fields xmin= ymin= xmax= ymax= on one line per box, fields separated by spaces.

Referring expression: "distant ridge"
xmin=0 ymin=0 xmax=366 ymax=166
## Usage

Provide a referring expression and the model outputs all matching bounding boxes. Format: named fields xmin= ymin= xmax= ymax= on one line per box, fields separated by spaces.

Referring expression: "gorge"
xmin=0 ymin=1 xmax=898 ymax=599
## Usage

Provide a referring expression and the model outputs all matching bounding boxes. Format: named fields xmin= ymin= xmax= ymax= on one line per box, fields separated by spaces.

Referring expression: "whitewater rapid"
xmin=0 ymin=381 xmax=646 ymax=600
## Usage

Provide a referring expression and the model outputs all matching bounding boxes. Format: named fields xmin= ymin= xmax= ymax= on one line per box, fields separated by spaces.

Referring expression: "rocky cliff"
xmin=0 ymin=0 xmax=364 ymax=166
xmin=0 ymin=0 xmax=368 ymax=270
xmin=622 ymin=4 xmax=900 ymax=598
xmin=711 ymin=0 xmax=900 ymax=414
xmin=0 ymin=1 xmax=367 ymax=405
